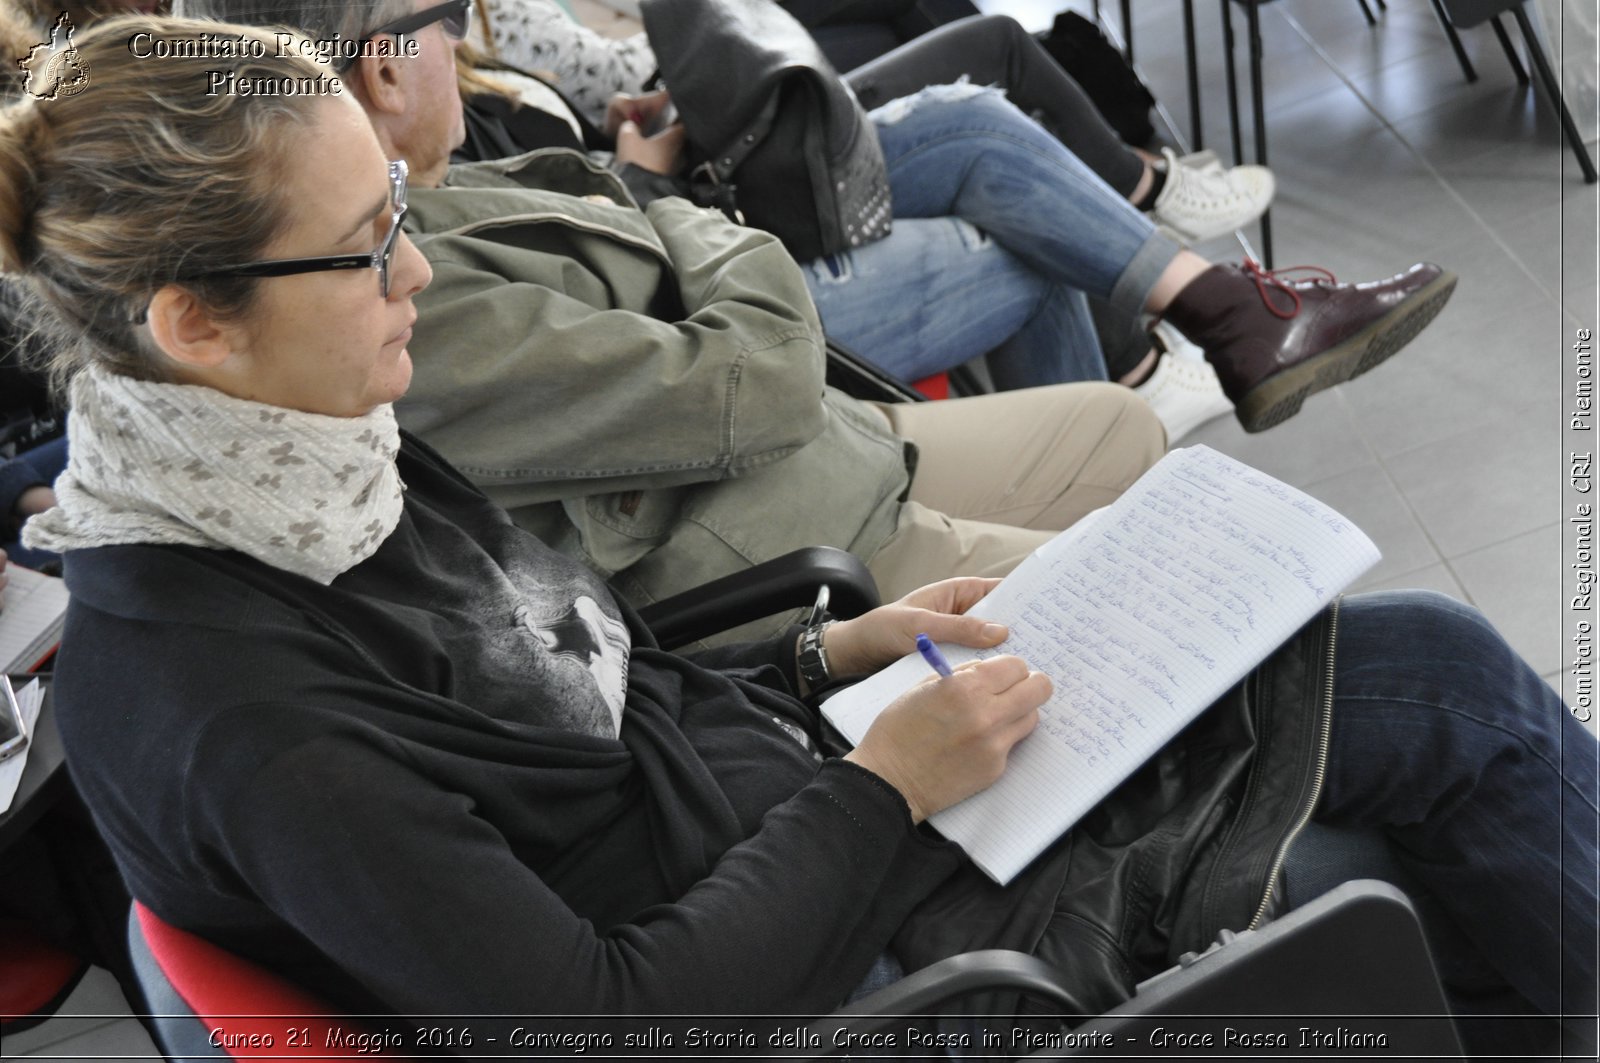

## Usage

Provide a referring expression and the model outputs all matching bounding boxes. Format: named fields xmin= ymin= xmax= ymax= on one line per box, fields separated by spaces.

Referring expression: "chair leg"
xmin=1184 ymin=0 xmax=1203 ymax=149
xmin=1490 ymin=14 xmax=1530 ymax=85
xmin=1427 ymin=0 xmax=1479 ymax=83
xmin=1355 ymin=0 xmax=1376 ymax=28
xmin=1246 ymin=0 xmax=1273 ymax=266
xmin=1120 ymin=0 xmax=1133 ymax=62
xmin=1512 ymin=4 xmax=1599 ymax=183
xmin=1222 ymin=0 xmax=1242 ymax=167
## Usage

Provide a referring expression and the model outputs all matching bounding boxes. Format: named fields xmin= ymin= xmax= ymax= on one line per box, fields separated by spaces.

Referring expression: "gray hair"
xmin=170 ymin=0 xmax=412 ymax=45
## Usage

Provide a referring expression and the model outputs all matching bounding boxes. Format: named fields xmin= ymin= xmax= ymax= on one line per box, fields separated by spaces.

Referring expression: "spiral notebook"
xmin=0 ymin=565 xmax=69 ymax=673
xmin=823 ymin=446 xmax=1380 ymax=885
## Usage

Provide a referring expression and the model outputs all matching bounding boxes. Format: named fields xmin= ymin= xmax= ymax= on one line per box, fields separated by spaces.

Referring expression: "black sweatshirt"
xmin=55 ymin=435 xmax=960 ymax=1020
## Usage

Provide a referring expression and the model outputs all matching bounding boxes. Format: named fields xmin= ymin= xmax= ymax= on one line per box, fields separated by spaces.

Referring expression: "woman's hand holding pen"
xmin=846 ymin=655 xmax=1050 ymax=824
xmin=823 ymin=577 xmax=1008 ymax=678
xmin=833 ymin=577 xmax=1050 ymax=823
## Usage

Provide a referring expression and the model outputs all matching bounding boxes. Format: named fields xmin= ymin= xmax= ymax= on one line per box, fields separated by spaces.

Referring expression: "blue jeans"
xmin=801 ymin=85 xmax=1180 ymax=389
xmin=1311 ymin=591 xmax=1598 ymax=1053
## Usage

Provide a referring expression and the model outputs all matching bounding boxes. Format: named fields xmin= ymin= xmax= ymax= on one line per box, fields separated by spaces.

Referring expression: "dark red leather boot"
xmin=1162 ymin=260 xmax=1457 ymax=432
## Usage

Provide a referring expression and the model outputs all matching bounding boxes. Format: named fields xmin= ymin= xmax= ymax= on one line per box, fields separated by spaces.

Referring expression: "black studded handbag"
xmin=640 ymin=0 xmax=894 ymax=261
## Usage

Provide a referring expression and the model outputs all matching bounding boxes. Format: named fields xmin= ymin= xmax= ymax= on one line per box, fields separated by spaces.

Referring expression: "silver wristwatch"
xmin=796 ymin=584 xmax=834 ymax=688
xmin=797 ymin=620 xmax=835 ymax=689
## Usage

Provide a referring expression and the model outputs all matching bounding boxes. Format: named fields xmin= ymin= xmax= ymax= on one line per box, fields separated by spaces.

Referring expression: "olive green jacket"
xmin=400 ymin=149 xmax=909 ymax=622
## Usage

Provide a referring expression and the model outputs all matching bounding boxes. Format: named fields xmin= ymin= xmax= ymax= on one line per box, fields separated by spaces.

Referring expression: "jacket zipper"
xmin=1244 ymin=596 xmax=1340 ymax=932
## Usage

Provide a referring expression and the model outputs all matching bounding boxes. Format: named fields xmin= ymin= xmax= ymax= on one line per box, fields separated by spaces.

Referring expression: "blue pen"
xmin=915 ymin=633 xmax=954 ymax=678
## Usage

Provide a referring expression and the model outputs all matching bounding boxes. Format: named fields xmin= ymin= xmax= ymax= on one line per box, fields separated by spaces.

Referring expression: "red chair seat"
xmin=133 ymin=902 xmax=413 ymax=1059
xmin=911 ymin=372 xmax=949 ymax=400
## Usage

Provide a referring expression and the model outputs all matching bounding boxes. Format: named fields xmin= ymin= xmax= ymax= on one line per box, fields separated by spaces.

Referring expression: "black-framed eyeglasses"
xmin=186 ymin=160 xmax=409 ymax=298
xmin=337 ymin=0 xmax=473 ymax=70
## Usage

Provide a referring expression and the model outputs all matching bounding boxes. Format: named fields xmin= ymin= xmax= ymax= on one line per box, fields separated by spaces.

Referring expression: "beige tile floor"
xmin=9 ymin=0 xmax=1597 ymax=1056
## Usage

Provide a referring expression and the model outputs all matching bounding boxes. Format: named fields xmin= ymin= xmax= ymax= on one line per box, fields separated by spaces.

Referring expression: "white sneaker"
xmin=1150 ymin=147 xmax=1275 ymax=244
xmin=1175 ymin=148 xmax=1222 ymax=172
xmin=1133 ymin=327 xmax=1234 ymax=443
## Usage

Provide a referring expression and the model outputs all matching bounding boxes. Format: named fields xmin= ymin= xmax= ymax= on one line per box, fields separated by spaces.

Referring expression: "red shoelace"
xmin=1242 ymin=259 xmax=1339 ymax=320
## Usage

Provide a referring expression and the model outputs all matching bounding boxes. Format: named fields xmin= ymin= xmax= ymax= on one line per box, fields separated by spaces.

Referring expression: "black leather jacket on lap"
xmin=887 ymin=605 xmax=1336 ymax=1019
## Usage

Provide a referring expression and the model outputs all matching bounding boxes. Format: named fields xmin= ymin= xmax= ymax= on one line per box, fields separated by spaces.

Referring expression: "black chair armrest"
xmin=778 ymin=0 xmax=920 ymax=28
xmin=831 ymin=948 xmax=1086 ymax=1021
xmin=894 ymin=0 xmax=983 ymax=38
xmin=798 ymin=881 xmax=1464 ymax=1059
xmin=637 ymin=546 xmax=880 ymax=650
xmin=786 ymin=951 xmax=1085 ymax=1060
xmin=824 ymin=337 xmax=927 ymax=403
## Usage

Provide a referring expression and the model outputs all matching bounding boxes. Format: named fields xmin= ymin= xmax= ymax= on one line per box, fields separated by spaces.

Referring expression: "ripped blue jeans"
xmin=801 ymin=84 xmax=1180 ymax=389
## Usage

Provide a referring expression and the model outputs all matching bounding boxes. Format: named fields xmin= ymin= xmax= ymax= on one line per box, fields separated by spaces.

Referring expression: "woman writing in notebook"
xmin=2 ymin=16 xmax=1593 ymax=1055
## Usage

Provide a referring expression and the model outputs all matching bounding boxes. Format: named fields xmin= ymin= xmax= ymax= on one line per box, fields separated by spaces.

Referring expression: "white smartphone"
xmin=0 ymin=675 xmax=29 ymax=764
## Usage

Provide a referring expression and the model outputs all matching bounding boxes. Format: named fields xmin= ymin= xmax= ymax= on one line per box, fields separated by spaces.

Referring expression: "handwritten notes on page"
xmin=823 ymin=446 xmax=1379 ymax=884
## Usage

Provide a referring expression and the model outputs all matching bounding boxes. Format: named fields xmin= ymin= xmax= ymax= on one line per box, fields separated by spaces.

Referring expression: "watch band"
xmin=797 ymin=619 xmax=835 ymax=689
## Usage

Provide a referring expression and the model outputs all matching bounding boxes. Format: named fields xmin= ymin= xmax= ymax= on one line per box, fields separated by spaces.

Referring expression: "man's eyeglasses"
xmin=337 ymin=0 xmax=473 ymax=70
xmin=187 ymin=160 xmax=409 ymax=298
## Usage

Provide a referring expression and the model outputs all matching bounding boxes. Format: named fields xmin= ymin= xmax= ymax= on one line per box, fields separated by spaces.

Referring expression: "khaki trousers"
xmin=864 ymin=383 xmax=1165 ymax=601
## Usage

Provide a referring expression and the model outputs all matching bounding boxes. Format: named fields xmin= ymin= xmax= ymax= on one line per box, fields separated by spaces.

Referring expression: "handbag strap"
xmin=697 ymin=90 xmax=783 ymax=182
xmin=682 ymin=89 xmax=785 ymax=224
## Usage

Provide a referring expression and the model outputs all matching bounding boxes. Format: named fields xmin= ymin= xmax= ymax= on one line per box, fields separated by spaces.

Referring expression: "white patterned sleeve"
xmin=482 ymin=0 xmax=658 ymax=127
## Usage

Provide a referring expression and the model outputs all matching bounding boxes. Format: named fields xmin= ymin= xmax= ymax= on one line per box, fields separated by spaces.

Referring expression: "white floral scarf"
xmin=23 ymin=365 xmax=405 ymax=584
